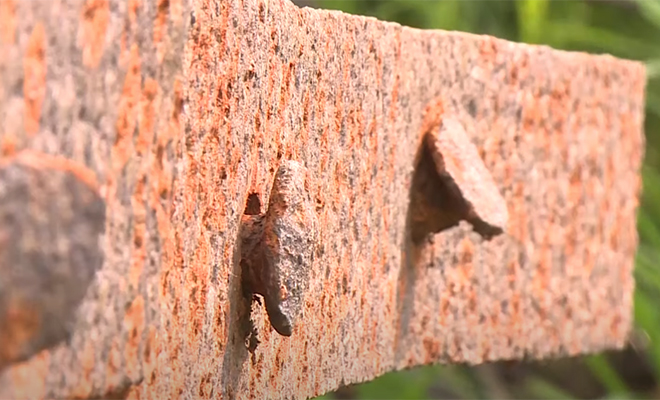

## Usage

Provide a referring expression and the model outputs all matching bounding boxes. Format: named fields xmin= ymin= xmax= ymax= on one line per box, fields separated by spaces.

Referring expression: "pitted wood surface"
xmin=0 ymin=0 xmax=646 ymax=399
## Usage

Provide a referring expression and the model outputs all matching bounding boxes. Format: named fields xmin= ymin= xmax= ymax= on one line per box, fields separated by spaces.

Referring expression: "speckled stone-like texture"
xmin=0 ymin=0 xmax=646 ymax=399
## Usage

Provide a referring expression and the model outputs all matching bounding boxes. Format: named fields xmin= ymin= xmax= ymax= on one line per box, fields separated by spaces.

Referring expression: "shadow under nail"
xmin=220 ymin=194 xmax=261 ymax=399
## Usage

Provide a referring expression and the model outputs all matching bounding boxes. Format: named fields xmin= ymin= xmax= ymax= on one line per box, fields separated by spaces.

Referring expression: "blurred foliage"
xmin=309 ymin=0 xmax=660 ymax=399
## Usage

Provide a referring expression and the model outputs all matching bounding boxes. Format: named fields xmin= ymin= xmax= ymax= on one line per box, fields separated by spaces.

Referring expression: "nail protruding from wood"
xmin=0 ymin=151 xmax=105 ymax=370
xmin=410 ymin=117 xmax=508 ymax=243
xmin=240 ymin=160 xmax=318 ymax=337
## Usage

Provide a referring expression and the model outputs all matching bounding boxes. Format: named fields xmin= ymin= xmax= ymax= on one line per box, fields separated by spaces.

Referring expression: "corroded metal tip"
xmin=410 ymin=117 xmax=508 ymax=243
xmin=0 ymin=152 xmax=105 ymax=370
xmin=240 ymin=160 xmax=318 ymax=337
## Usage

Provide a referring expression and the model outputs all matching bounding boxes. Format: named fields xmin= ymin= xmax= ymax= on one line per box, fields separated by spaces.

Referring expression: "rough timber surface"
xmin=0 ymin=0 xmax=646 ymax=399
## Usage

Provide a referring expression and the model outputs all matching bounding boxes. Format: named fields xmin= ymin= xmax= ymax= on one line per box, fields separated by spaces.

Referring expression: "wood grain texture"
xmin=0 ymin=0 xmax=646 ymax=399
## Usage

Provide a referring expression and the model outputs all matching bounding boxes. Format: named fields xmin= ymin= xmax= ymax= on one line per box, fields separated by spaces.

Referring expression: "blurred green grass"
xmin=310 ymin=0 xmax=660 ymax=398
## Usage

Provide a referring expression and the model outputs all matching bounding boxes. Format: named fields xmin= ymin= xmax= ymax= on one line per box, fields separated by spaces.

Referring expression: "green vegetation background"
xmin=309 ymin=0 xmax=660 ymax=399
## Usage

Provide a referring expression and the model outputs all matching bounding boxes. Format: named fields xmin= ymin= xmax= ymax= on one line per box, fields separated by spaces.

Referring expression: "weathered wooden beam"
xmin=0 ymin=0 xmax=646 ymax=399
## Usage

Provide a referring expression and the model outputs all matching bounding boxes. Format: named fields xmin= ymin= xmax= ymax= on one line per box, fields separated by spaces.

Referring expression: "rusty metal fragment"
xmin=411 ymin=116 xmax=508 ymax=243
xmin=241 ymin=160 xmax=318 ymax=337
xmin=0 ymin=151 xmax=105 ymax=371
